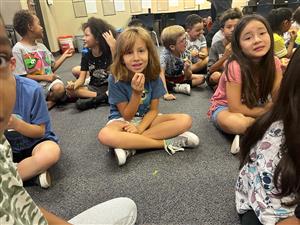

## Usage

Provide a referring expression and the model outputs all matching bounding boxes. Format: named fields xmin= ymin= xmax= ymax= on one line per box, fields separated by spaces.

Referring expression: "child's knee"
xmin=49 ymin=83 xmax=65 ymax=101
xmin=178 ymin=114 xmax=192 ymax=130
xmin=72 ymin=66 xmax=81 ymax=78
xmin=98 ymin=127 xmax=114 ymax=146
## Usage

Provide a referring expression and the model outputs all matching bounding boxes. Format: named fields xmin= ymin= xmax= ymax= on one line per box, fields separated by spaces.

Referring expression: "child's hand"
xmin=123 ymin=123 xmax=140 ymax=134
xmin=191 ymin=49 xmax=199 ymax=57
xmin=198 ymin=51 xmax=207 ymax=59
xmin=224 ymin=43 xmax=232 ymax=58
xmin=131 ymin=73 xmax=145 ymax=94
xmin=66 ymin=81 xmax=75 ymax=90
xmin=7 ymin=115 xmax=19 ymax=130
xmin=289 ymin=30 xmax=297 ymax=41
xmin=63 ymin=48 xmax=75 ymax=58
xmin=48 ymin=74 xmax=59 ymax=82
xmin=183 ymin=60 xmax=191 ymax=71
xmin=163 ymin=93 xmax=176 ymax=101
xmin=102 ymin=30 xmax=116 ymax=49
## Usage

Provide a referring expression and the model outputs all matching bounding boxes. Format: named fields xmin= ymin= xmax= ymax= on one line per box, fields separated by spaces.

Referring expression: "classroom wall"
xmin=2 ymin=0 xmax=247 ymax=52
xmin=0 ymin=0 xmax=23 ymax=24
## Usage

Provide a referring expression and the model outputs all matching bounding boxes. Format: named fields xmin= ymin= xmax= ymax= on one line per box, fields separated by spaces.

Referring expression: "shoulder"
xmin=12 ymin=42 xmax=25 ymax=52
xmin=273 ymin=33 xmax=284 ymax=42
xmin=15 ymin=76 xmax=41 ymax=91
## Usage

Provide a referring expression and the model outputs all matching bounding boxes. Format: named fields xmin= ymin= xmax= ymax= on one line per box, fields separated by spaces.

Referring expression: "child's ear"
xmin=10 ymin=57 xmax=16 ymax=71
xmin=169 ymin=45 xmax=175 ymax=51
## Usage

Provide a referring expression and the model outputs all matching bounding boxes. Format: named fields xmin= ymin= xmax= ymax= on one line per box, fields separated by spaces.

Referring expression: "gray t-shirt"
xmin=185 ymin=33 xmax=207 ymax=64
xmin=12 ymin=42 xmax=55 ymax=76
xmin=0 ymin=135 xmax=48 ymax=225
xmin=207 ymin=40 xmax=225 ymax=74
xmin=160 ymin=47 xmax=184 ymax=78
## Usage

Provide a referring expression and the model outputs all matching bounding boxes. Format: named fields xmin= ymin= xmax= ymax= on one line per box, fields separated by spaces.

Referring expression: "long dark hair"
xmin=226 ymin=15 xmax=275 ymax=108
xmin=82 ymin=17 xmax=116 ymax=66
xmin=240 ymin=47 xmax=300 ymax=205
xmin=267 ymin=8 xmax=292 ymax=34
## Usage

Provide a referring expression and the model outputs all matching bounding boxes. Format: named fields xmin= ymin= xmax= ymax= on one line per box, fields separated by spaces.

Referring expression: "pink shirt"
xmin=208 ymin=57 xmax=282 ymax=118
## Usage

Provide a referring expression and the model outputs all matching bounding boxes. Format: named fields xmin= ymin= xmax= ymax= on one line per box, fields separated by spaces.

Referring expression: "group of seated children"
xmin=1 ymin=5 xmax=300 ymax=225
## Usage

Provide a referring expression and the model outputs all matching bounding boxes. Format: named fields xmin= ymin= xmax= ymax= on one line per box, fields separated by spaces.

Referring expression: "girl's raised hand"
xmin=131 ymin=73 xmax=145 ymax=94
xmin=102 ymin=30 xmax=116 ymax=48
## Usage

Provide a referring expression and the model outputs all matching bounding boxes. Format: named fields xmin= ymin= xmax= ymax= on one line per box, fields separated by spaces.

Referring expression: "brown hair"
xmin=111 ymin=27 xmax=160 ymax=82
xmin=160 ymin=25 xmax=185 ymax=50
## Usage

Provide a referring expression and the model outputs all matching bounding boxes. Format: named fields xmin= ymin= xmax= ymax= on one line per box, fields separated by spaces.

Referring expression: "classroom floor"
xmin=26 ymin=53 xmax=240 ymax=225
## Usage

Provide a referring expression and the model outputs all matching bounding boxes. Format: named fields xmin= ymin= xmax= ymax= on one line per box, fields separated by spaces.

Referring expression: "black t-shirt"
xmin=80 ymin=49 xmax=110 ymax=87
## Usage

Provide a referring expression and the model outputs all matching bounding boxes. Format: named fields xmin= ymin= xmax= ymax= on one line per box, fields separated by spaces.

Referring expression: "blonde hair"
xmin=111 ymin=27 xmax=160 ymax=82
xmin=160 ymin=25 xmax=185 ymax=50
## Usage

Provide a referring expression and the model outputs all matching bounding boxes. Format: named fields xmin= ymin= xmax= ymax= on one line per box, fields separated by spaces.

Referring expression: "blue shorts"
xmin=211 ymin=105 xmax=228 ymax=129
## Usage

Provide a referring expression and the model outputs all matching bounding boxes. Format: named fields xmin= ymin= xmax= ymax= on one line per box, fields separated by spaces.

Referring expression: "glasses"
xmin=0 ymin=53 xmax=10 ymax=68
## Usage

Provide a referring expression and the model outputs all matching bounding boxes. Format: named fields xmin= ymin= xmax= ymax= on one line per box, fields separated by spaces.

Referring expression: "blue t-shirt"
xmin=108 ymin=75 xmax=166 ymax=120
xmin=5 ymin=76 xmax=58 ymax=152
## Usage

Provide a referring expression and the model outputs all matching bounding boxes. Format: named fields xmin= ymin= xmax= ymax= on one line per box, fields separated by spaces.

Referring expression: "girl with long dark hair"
xmin=207 ymin=15 xmax=283 ymax=154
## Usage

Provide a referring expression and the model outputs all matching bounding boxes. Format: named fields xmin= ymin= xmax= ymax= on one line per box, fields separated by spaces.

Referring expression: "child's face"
xmin=30 ymin=15 xmax=43 ymax=39
xmin=239 ymin=20 xmax=271 ymax=61
xmin=282 ymin=19 xmax=292 ymax=33
xmin=83 ymin=27 xmax=97 ymax=48
xmin=123 ymin=37 xmax=148 ymax=74
xmin=187 ymin=22 xmax=204 ymax=41
xmin=222 ymin=18 xmax=240 ymax=42
xmin=0 ymin=41 xmax=16 ymax=134
xmin=172 ymin=34 xmax=187 ymax=54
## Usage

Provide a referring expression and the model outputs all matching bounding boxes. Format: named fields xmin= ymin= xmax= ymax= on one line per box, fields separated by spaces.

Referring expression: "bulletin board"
xmin=184 ymin=0 xmax=195 ymax=9
xmin=157 ymin=0 xmax=168 ymax=11
xmin=101 ymin=0 xmax=116 ymax=16
xmin=72 ymin=0 xmax=88 ymax=18
xmin=130 ymin=0 xmax=142 ymax=13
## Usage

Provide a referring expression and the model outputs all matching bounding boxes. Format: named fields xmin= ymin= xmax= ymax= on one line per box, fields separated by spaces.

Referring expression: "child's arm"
xmin=226 ymin=82 xmax=272 ymax=118
xmin=7 ymin=115 xmax=45 ymax=138
xmin=117 ymin=73 xmax=145 ymax=121
xmin=67 ymin=71 xmax=87 ymax=90
xmin=26 ymin=74 xmax=58 ymax=82
xmin=277 ymin=217 xmax=300 ymax=225
xmin=183 ymin=59 xmax=192 ymax=80
xmin=52 ymin=48 xmax=74 ymax=72
xmin=136 ymin=99 xmax=159 ymax=133
xmin=286 ymin=30 xmax=297 ymax=58
xmin=271 ymin=59 xmax=283 ymax=102
xmin=160 ymin=68 xmax=176 ymax=101
xmin=209 ymin=43 xmax=232 ymax=74
xmin=39 ymin=207 xmax=72 ymax=225
xmin=102 ymin=30 xmax=116 ymax=57
xmin=123 ymin=99 xmax=159 ymax=134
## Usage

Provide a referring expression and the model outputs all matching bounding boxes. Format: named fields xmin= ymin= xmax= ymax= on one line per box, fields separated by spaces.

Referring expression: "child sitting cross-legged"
xmin=160 ymin=25 xmax=205 ymax=101
xmin=98 ymin=27 xmax=199 ymax=166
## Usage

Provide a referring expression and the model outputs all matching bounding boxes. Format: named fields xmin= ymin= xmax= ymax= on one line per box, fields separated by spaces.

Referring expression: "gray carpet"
xmin=26 ymin=53 xmax=240 ymax=225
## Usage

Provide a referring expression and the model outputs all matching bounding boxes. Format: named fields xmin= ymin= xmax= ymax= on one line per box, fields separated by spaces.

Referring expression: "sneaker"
xmin=38 ymin=171 xmax=51 ymax=188
xmin=114 ymin=148 xmax=136 ymax=166
xmin=76 ymin=94 xmax=108 ymax=110
xmin=230 ymin=135 xmax=240 ymax=154
xmin=173 ymin=83 xmax=191 ymax=95
xmin=164 ymin=131 xmax=199 ymax=155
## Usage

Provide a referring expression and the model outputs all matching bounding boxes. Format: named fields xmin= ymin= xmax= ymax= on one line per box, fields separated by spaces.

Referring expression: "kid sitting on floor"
xmin=160 ymin=25 xmax=205 ymax=101
xmin=267 ymin=8 xmax=296 ymax=59
xmin=236 ymin=47 xmax=300 ymax=225
xmin=12 ymin=10 xmax=74 ymax=109
xmin=207 ymin=15 xmax=283 ymax=154
xmin=206 ymin=8 xmax=242 ymax=88
xmin=98 ymin=27 xmax=199 ymax=166
xmin=66 ymin=17 xmax=117 ymax=110
xmin=184 ymin=14 xmax=208 ymax=75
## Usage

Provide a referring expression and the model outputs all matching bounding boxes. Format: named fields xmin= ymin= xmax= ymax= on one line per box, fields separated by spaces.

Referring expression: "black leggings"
xmin=239 ymin=211 xmax=262 ymax=225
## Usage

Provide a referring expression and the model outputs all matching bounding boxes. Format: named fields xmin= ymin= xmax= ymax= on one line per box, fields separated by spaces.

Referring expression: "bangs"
xmin=120 ymin=29 xmax=140 ymax=55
